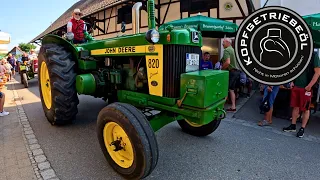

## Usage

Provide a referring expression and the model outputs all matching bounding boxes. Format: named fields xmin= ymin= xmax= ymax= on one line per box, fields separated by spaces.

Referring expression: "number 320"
xmin=148 ymin=59 xmax=159 ymax=68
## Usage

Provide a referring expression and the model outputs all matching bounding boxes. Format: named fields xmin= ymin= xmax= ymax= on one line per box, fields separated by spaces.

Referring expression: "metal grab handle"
xmin=217 ymin=109 xmax=226 ymax=119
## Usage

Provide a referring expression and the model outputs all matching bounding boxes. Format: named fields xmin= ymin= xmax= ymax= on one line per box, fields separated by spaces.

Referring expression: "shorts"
xmin=0 ymin=92 xmax=3 ymax=98
xmin=263 ymin=85 xmax=280 ymax=108
xmin=290 ymin=86 xmax=312 ymax=111
xmin=229 ymin=70 xmax=241 ymax=90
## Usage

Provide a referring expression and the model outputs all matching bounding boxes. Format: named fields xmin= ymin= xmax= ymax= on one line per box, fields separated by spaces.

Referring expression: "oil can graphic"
xmin=259 ymin=28 xmax=291 ymax=68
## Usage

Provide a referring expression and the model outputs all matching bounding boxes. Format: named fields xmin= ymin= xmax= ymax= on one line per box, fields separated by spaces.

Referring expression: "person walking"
xmin=283 ymin=51 xmax=320 ymax=137
xmin=6 ymin=53 xmax=16 ymax=76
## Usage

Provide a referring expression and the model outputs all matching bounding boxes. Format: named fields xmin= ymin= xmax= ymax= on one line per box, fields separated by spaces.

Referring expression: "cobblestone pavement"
xmin=0 ymin=79 xmax=59 ymax=180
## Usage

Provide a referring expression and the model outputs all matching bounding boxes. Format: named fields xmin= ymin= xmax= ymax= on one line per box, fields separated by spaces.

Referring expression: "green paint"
xmin=78 ymin=60 xmax=96 ymax=70
xmin=117 ymin=90 xmax=226 ymax=125
xmin=77 ymin=28 xmax=201 ymax=52
xmin=180 ymin=70 xmax=229 ymax=108
xmin=92 ymin=53 xmax=157 ymax=57
xmin=41 ymin=35 xmax=79 ymax=59
xmin=149 ymin=113 xmax=183 ymax=132
xmin=84 ymin=31 xmax=95 ymax=42
xmin=110 ymin=70 xmax=122 ymax=84
xmin=148 ymin=0 xmax=156 ymax=30
xmin=76 ymin=74 xmax=96 ymax=95
xmin=117 ymin=90 xmax=176 ymax=106
xmin=159 ymin=15 xmax=238 ymax=33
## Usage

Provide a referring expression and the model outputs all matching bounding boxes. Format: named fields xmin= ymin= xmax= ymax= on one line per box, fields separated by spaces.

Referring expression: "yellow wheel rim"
xmin=40 ymin=62 xmax=52 ymax=109
xmin=185 ymin=119 xmax=203 ymax=127
xmin=103 ymin=122 xmax=134 ymax=168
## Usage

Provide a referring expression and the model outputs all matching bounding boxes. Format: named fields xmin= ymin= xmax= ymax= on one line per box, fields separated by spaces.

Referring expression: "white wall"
xmin=261 ymin=0 xmax=320 ymax=15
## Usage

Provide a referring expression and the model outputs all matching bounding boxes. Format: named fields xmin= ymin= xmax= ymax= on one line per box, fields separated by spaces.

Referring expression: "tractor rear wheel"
xmin=177 ymin=119 xmax=221 ymax=136
xmin=38 ymin=43 xmax=79 ymax=125
xmin=97 ymin=102 xmax=158 ymax=179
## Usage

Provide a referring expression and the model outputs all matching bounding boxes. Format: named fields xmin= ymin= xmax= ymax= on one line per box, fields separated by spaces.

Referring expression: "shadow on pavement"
xmin=234 ymin=91 xmax=320 ymax=138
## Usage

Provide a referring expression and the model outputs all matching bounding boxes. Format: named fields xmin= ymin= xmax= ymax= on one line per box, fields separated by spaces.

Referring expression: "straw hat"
xmin=73 ymin=9 xmax=83 ymax=16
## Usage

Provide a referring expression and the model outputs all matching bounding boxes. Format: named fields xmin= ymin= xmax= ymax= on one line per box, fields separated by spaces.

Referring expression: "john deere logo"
xmin=224 ymin=2 xmax=233 ymax=11
xmin=148 ymin=45 xmax=155 ymax=52
xmin=235 ymin=6 xmax=313 ymax=85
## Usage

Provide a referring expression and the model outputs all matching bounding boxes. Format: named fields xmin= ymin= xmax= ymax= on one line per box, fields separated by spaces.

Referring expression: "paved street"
xmin=5 ymin=75 xmax=320 ymax=180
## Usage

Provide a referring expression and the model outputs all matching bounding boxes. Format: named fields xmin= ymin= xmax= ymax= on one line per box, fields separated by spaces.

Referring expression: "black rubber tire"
xmin=97 ymin=102 xmax=158 ymax=180
xmin=177 ymin=119 xmax=221 ymax=137
xmin=22 ymin=73 xmax=28 ymax=88
xmin=38 ymin=43 xmax=79 ymax=125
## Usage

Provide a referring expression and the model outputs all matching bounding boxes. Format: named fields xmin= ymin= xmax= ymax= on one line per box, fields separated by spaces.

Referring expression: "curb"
xmin=11 ymin=80 xmax=60 ymax=180
xmin=224 ymin=117 xmax=320 ymax=144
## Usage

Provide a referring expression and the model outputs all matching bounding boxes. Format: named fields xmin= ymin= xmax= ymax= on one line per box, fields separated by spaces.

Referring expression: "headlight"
xmin=145 ymin=29 xmax=160 ymax=43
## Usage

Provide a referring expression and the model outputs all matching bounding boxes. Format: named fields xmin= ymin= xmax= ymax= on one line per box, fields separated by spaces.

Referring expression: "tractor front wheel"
xmin=38 ymin=43 xmax=79 ymax=125
xmin=97 ymin=102 xmax=158 ymax=179
xmin=177 ymin=119 xmax=221 ymax=136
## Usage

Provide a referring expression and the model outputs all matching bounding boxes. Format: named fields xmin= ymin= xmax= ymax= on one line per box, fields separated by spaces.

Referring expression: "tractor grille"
xmin=163 ymin=45 xmax=202 ymax=98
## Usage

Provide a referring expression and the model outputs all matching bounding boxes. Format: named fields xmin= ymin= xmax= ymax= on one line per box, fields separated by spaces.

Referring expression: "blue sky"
xmin=0 ymin=0 xmax=79 ymax=51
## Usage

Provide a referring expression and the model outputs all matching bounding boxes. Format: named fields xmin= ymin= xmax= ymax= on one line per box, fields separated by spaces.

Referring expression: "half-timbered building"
xmin=30 ymin=0 xmax=261 ymax=62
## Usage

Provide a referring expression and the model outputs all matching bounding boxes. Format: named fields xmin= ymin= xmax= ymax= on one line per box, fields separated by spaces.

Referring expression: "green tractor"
xmin=38 ymin=0 xmax=229 ymax=179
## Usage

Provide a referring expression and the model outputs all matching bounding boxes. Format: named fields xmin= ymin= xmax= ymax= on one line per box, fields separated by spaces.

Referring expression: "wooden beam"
xmin=106 ymin=7 xmax=114 ymax=34
xmin=95 ymin=23 xmax=105 ymax=34
xmin=235 ymin=0 xmax=245 ymax=17
xmin=162 ymin=0 xmax=172 ymax=25
xmin=104 ymin=9 xmax=106 ymax=33
xmin=217 ymin=0 xmax=220 ymax=18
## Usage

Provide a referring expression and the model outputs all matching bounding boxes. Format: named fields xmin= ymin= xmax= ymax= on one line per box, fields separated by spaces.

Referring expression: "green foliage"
xmin=18 ymin=43 xmax=36 ymax=52
xmin=0 ymin=53 xmax=6 ymax=59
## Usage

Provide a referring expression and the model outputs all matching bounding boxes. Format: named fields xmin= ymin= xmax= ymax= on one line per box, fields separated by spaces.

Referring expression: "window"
xmin=117 ymin=5 xmax=133 ymax=24
xmin=180 ymin=0 xmax=218 ymax=13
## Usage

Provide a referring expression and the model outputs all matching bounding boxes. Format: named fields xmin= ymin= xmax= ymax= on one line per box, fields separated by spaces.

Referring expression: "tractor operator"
xmin=66 ymin=8 xmax=87 ymax=44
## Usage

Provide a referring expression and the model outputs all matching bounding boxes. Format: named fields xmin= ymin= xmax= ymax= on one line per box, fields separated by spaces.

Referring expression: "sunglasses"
xmin=75 ymin=13 xmax=81 ymax=16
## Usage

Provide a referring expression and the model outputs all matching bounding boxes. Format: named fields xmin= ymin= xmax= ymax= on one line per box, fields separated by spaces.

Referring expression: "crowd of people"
xmin=200 ymin=38 xmax=320 ymax=138
xmin=0 ymin=49 xmax=38 ymax=117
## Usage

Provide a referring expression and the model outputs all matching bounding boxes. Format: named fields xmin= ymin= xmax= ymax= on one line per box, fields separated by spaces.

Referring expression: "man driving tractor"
xmin=66 ymin=8 xmax=87 ymax=44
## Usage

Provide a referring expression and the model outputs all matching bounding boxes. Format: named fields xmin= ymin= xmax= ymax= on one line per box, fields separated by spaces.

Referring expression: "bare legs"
xmin=229 ymin=90 xmax=236 ymax=110
xmin=0 ymin=93 xmax=5 ymax=112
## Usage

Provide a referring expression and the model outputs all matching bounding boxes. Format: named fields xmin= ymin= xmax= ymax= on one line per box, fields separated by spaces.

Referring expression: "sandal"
xmin=258 ymin=120 xmax=272 ymax=126
xmin=226 ymin=108 xmax=236 ymax=112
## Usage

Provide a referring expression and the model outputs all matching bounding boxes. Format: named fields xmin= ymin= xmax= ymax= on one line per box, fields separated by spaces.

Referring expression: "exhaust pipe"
xmin=147 ymin=0 xmax=156 ymax=30
xmin=132 ymin=2 xmax=142 ymax=34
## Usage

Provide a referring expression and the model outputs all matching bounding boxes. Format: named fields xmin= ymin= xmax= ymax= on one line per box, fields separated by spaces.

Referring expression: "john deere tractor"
xmin=38 ymin=0 xmax=228 ymax=179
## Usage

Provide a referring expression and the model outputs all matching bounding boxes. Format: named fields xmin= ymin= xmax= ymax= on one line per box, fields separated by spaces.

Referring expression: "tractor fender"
xmin=41 ymin=34 xmax=79 ymax=60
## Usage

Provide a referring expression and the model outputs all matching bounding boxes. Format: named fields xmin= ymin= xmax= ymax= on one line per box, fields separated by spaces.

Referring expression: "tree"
xmin=18 ymin=43 xmax=36 ymax=53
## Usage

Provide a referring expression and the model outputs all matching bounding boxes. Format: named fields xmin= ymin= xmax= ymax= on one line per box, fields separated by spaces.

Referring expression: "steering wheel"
xmin=75 ymin=21 xmax=93 ymax=38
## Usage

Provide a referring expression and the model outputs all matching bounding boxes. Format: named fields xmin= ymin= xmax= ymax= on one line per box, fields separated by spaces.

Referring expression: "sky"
xmin=0 ymin=0 xmax=79 ymax=51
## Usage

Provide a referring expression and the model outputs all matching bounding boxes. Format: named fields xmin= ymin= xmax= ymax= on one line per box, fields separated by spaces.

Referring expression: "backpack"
xmin=259 ymin=91 xmax=271 ymax=113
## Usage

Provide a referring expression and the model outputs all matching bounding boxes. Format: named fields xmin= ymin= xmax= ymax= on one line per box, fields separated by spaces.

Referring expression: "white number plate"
xmin=186 ymin=53 xmax=199 ymax=72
